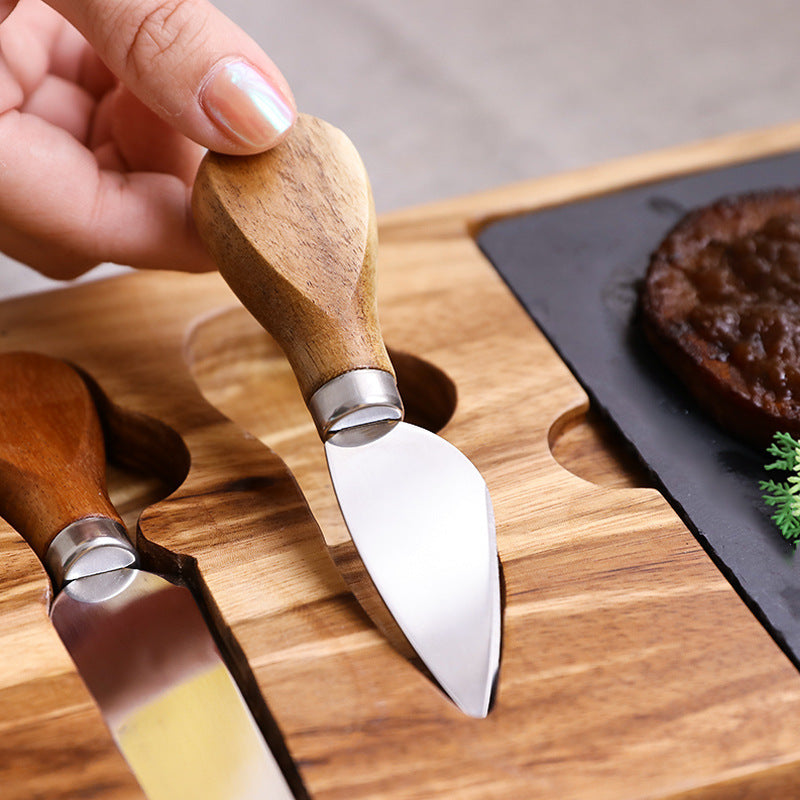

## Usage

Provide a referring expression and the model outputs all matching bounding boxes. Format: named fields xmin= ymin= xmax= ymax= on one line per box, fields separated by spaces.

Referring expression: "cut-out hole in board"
xmin=549 ymin=405 xmax=652 ymax=490
xmin=186 ymin=305 xmax=500 ymax=710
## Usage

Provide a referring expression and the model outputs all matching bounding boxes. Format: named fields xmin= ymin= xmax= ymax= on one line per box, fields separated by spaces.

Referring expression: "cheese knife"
xmin=192 ymin=114 xmax=501 ymax=718
xmin=0 ymin=351 xmax=295 ymax=799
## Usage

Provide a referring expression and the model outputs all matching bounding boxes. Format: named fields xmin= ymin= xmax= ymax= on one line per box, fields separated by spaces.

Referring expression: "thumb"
xmin=46 ymin=0 xmax=296 ymax=154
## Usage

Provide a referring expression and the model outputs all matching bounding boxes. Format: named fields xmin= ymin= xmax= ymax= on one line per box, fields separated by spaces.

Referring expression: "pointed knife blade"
xmin=0 ymin=351 xmax=294 ymax=799
xmin=326 ymin=422 xmax=500 ymax=717
xmin=192 ymin=114 xmax=502 ymax=716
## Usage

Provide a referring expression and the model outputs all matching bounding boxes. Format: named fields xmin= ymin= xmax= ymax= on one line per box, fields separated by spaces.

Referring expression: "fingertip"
xmin=199 ymin=58 xmax=297 ymax=154
xmin=49 ymin=0 xmax=297 ymax=154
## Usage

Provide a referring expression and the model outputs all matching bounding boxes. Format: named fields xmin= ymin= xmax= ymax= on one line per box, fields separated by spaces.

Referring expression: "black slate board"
xmin=477 ymin=151 xmax=800 ymax=668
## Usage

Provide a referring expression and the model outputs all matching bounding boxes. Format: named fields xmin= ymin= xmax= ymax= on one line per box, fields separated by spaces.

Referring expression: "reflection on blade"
xmin=116 ymin=663 xmax=281 ymax=800
xmin=325 ymin=423 xmax=500 ymax=718
xmin=51 ymin=569 xmax=293 ymax=800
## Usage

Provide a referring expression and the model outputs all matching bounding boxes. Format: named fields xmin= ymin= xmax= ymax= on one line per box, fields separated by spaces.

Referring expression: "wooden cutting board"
xmin=5 ymin=125 xmax=800 ymax=799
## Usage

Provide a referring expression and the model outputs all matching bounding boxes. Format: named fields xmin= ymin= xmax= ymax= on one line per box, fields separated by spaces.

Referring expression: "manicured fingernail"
xmin=201 ymin=59 xmax=295 ymax=148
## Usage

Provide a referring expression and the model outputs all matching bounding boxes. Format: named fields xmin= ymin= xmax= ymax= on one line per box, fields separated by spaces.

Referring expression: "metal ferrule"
xmin=308 ymin=369 xmax=404 ymax=443
xmin=45 ymin=517 xmax=138 ymax=590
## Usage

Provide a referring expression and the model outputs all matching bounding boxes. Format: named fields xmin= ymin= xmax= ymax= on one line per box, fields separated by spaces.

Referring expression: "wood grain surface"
xmin=5 ymin=123 xmax=800 ymax=798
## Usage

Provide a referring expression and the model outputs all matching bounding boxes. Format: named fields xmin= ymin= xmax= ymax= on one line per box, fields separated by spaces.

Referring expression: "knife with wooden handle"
xmin=192 ymin=114 xmax=501 ymax=718
xmin=0 ymin=351 xmax=295 ymax=799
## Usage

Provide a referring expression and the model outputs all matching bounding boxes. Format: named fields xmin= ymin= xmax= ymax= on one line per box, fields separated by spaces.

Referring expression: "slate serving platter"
xmin=477 ymin=151 xmax=800 ymax=668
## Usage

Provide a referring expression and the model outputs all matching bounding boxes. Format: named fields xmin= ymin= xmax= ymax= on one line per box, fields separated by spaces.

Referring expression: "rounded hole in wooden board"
xmin=77 ymin=367 xmax=191 ymax=544
xmin=184 ymin=305 xmax=479 ymax=671
xmin=549 ymin=403 xmax=652 ymax=490
xmin=185 ymin=306 xmax=460 ymax=506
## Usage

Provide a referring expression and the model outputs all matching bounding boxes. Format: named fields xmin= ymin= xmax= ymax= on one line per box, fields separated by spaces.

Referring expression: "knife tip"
xmin=452 ymin=662 xmax=499 ymax=719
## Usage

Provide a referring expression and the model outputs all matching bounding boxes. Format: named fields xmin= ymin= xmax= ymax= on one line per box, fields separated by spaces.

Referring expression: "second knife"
xmin=0 ymin=351 xmax=295 ymax=800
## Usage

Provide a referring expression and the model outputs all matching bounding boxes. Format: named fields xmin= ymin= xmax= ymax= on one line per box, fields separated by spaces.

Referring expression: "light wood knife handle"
xmin=192 ymin=113 xmax=393 ymax=402
xmin=0 ymin=351 xmax=121 ymax=559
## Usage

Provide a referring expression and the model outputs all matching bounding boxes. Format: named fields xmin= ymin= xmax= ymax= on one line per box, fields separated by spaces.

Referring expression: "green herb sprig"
xmin=760 ymin=431 xmax=800 ymax=547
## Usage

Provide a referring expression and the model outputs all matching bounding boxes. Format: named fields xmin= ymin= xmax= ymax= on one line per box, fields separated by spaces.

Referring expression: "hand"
xmin=0 ymin=0 xmax=296 ymax=278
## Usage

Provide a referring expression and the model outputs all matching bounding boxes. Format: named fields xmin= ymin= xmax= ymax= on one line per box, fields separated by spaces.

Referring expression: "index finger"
xmin=45 ymin=0 xmax=296 ymax=154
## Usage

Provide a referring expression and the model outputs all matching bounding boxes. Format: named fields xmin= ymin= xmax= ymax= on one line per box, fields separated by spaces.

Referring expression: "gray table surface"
xmin=2 ymin=0 xmax=798 ymax=298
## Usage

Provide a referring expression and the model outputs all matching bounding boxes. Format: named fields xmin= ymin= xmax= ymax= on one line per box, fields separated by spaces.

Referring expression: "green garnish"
xmin=760 ymin=432 xmax=800 ymax=547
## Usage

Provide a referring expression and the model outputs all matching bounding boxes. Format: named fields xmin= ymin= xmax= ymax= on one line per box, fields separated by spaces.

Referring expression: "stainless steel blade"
xmin=325 ymin=421 xmax=501 ymax=718
xmin=52 ymin=568 xmax=294 ymax=800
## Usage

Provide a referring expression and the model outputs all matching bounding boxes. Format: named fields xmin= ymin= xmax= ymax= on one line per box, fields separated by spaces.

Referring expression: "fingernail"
xmin=201 ymin=59 xmax=295 ymax=149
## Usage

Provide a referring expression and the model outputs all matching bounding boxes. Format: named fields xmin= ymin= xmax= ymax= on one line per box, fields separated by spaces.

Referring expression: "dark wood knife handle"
xmin=0 ymin=351 xmax=121 ymax=559
xmin=191 ymin=113 xmax=394 ymax=402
